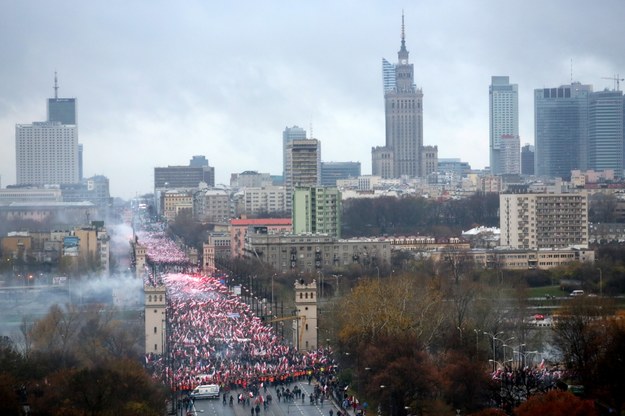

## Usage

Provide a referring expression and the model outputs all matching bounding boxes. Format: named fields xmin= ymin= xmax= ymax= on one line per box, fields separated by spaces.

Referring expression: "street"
xmin=189 ymin=381 xmax=341 ymax=416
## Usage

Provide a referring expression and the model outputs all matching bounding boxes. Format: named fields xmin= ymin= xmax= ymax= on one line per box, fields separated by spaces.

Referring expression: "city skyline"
xmin=1 ymin=1 xmax=624 ymax=198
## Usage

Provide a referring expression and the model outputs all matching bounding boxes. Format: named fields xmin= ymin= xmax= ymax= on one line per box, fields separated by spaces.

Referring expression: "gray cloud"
xmin=1 ymin=0 xmax=624 ymax=198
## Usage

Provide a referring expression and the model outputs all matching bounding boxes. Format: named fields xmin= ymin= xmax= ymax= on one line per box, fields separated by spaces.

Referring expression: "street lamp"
xmin=473 ymin=329 xmax=480 ymax=356
xmin=484 ymin=331 xmax=503 ymax=372
xmin=499 ymin=336 xmax=514 ymax=365
xmin=597 ymin=268 xmax=603 ymax=296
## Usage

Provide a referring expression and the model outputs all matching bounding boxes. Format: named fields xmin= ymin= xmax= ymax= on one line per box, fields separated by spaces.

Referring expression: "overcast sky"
xmin=1 ymin=1 xmax=624 ymax=199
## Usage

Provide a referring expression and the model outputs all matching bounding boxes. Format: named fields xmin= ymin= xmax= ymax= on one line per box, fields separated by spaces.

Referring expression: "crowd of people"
xmin=138 ymin=229 xmax=335 ymax=391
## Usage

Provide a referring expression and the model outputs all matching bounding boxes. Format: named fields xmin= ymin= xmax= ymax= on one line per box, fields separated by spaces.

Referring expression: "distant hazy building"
xmin=499 ymin=134 xmax=521 ymax=174
xmin=230 ymin=171 xmax=273 ymax=188
xmin=292 ymin=186 xmax=341 ymax=238
xmin=371 ymin=146 xmax=394 ymax=179
xmin=438 ymin=158 xmax=471 ymax=178
xmin=320 ymin=162 xmax=361 ymax=186
xmin=521 ymin=144 xmax=535 ymax=175
xmin=284 ymin=138 xmax=320 ymax=212
xmin=382 ymin=15 xmax=424 ymax=178
xmin=60 ymin=175 xmax=111 ymax=219
xmin=489 ymin=76 xmax=519 ymax=175
xmin=154 ymin=156 xmax=215 ymax=189
xmin=382 ymin=58 xmax=396 ymax=93
xmin=282 ymin=126 xmax=307 ymax=180
xmin=16 ymin=121 xmax=79 ymax=186
xmin=420 ymin=145 xmax=438 ymax=177
xmin=16 ymin=75 xmax=81 ymax=187
xmin=500 ymin=192 xmax=589 ymax=249
xmin=588 ymin=89 xmax=624 ymax=176
xmin=535 ymin=83 xmax=592 ymax=178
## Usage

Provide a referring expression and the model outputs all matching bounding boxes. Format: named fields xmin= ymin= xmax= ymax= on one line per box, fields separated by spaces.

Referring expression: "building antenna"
xmin=401 ymin=10 xmax=405 ymax=41
xmin=570 ymin=59 xmax=573 ymax=84
xmin=54 ymin=71 xmax=59 ymax=99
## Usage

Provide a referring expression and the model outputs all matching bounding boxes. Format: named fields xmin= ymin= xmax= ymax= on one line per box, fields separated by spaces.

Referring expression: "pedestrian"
xmin=330 ymin=409 xmax=334 ymax=416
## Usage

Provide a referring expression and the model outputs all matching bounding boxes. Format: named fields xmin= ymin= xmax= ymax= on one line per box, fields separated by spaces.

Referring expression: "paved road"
xmin=189 ymin=381 xmax=341 ymax=416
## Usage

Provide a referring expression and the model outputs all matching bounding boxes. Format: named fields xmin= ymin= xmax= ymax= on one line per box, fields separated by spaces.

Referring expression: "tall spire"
xmin=401 ymin=10 xmax=406 ymax=49
xmin=54 ymin=71 xmax=58 ymax=99
xmin=398 ymin=11 xmax=409 ymax=62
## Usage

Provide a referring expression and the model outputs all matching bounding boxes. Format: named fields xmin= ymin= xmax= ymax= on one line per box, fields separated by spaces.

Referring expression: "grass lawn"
xmin=526 ymin=285 xmax=567 ymax=299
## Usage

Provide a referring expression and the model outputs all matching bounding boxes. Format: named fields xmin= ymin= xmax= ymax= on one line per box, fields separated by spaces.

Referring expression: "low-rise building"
xmin=243 ymin=233 xmax=391 ymax=273
xmin=230 ymin=218 xmax=292 ymax=258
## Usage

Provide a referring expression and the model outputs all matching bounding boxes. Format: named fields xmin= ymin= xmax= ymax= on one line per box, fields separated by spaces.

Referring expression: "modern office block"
xmin=320 ymin=162 xmax=361 ymax=186
xmin=489 ymin=76 xmax=519 ymax=175
xmin=534 ymin=83 xmax=592 ymax=178
xmin=588 ymin=90 xmax=624 ymax=175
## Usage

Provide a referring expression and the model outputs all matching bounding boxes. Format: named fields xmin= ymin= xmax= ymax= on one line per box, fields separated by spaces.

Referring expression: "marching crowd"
xmin=138 ymin=230 xmax=335 ymax=391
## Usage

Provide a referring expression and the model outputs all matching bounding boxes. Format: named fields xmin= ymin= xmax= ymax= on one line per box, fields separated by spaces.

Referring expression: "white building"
xmin=16 ymin=121 xmax=79 ymax=185
xmin=236 ymin=186 xmax=287 ymax=216
xmin=500 ymin=192 xmax=589 ymax=250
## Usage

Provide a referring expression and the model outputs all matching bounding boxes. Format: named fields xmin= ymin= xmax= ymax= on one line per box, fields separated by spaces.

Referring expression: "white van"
xmin=570 ymin=290 xmax=584 ymax=297
xmin=190 ymin=384 xmax=220 ymax=399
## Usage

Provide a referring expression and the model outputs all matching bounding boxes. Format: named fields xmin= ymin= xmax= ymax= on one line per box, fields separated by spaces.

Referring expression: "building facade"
xmin=284 ymin=138 xmax=320 ymax=212
xmin=194 ymin=189 xmax=231 ymax=223
xmin=243 ymin=233 xmax=391 ymax=274
xmin=534 ymin=83 xmax=592 ymax=177
xmin=587 ymin=90 xmax=624 ymax=176
xmin=499 ymin=134 xmax=521 ymax=175
xmin=282 ymin=126 xmax=307 ymax=180
xmin=320 ymin=162 xmax=361 ymax=186
xmin=489 ymin=76 xmax=519 ymax=175
xmin=16 ymin=122 xmax=79 ymax=186
xmin=154 ymin=164 xmax=215 ymax=189
xmin=235 ymin=186 xmax=287 ymax=216
xmin=500 ymin=192 xmax=589 ymax=250
xmin=521 ymin=144 xmax=535 ymax=175
xmin=230 ymin=218 xmax=292 ymax=258
xmin=292 ymin=186 xmax=342 ymax=238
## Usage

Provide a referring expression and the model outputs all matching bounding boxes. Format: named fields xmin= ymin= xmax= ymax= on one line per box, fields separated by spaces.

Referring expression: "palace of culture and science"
xmin=371 ymin=15 xmax=438 ymax=180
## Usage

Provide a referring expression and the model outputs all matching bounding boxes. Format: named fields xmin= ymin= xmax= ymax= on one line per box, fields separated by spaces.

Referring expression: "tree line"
xmin=0 ymin=304 xmax=165 ymax=416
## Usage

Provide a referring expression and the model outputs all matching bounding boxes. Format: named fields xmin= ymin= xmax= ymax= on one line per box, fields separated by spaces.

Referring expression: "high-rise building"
xmin=282 ymin=126 xmax=307 ymax=180
xmin=500 ymin=192 xmax=588 ymax=249
xmin=489 ymin=76 xmax=519 ymax=175
xmin=382 ymin=58 xmax=396 ymax=93
xmin=16 ymin=76 xmax=80 ymax=186
xmin=284 ymin=138 xmax=320 ymax=212
xmin=47 ymin=73 xmax=76 ymax=125
xmin=499 ymin=134 xmax=521 ymax=175
xmin=521 ymin=144 xmax=535 ymax=175
xmin=292 ymin=186 xmax=342 ymax=238
xmin=16 ymin=122 xmax=79 ymax=186
xmin=320 ymin=162 xmax=361 ymax=186
xmin=534 ymin=83 xmax=592 ymax=178
xmin=588 ymin=90 xmax=624 ymax=175
xmin=373 ymin=14 xmax=424 ymax=178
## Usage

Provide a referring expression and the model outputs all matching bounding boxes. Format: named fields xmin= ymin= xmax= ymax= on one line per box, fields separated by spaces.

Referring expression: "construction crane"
xmin=602 ymin=74 xmax=625 ymax=91
xmin=265 ymin=315 xmax=307 ymax=350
